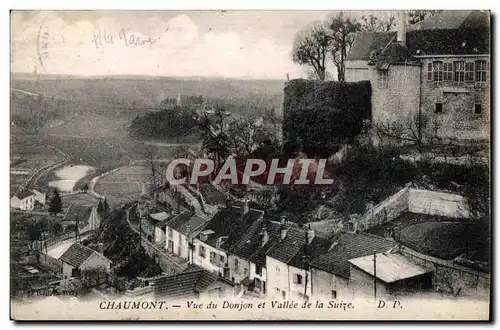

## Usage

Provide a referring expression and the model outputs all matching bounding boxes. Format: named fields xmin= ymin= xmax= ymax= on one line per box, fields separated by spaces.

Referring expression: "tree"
xmin=406 ymin=10 xmax=442 ymax=25
xmin=328 ymin=12 xmax=361 ymax=81
xmin=228 ymin=118 xmax=265 ymax=156
xmin=359 ymin=13 xmax=396 ymax=32
xmin=48 ymin=188 xmax=62 ymax=216
xmin=195 ymin=106 xmax=232 ymax=168
xmin=292 ymin=22 xmax=332 ymax=81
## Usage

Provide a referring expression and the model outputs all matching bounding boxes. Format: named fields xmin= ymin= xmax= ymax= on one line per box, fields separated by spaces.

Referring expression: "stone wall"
xmin=399 ymin=246 xmax=490 ymax=298
xmin=419 ymin=56 xmax=490 ymax=142
xmin=37 ymin=252 xmax=62 ymax=274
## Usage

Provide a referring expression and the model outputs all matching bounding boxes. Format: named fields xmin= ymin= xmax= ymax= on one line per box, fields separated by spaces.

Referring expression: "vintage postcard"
xmin=10 ymin=9 xmax=491 ymax=321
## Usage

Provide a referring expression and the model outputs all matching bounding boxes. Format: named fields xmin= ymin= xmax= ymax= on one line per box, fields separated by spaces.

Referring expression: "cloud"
xmin=11 ymin=11 xmax=305 ymax=79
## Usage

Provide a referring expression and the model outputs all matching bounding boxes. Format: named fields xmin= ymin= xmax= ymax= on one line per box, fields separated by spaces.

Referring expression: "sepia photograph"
xmin=9 ymin=8 xmax=491 ymax=321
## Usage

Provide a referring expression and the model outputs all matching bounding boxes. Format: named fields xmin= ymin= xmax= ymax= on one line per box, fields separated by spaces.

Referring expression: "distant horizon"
xmin=10 ymin=70 xmax=289 ymax=81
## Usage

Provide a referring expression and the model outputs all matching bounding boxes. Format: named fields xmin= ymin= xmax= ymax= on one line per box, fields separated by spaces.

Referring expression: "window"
xmin=443 ymin=62 xmax=453 ymax=81
xmin=465 ymin=62 xmax=475 ymax=81
xmin=435 ymin=103 xmax=443 ymax=114
xmin=275 ymin=266 xmax=280 ymax=273
xmin=263 ymin=281 xmax=266 ymax=294
xmin=453 ymin=61 xmax=465 ymax=83
xmin=256 ymin=265 xmax=262 ymax=276
xmin=282 ymin=290 xmax=286 ymax=299
xmin=427 ymin=62 xmax=433 ymax=81
xmin=199 ymin=245 xmax=206 ymax=258
xmin=475 ymin=104 xmax=482 ymax=114
xmin=210 ymin=251 xmax=216 ymax=265
xmin=475 ymin=60 xmax=487 ymax=83
xmin=377 ymin=70 xmax=388 ymax=88
xmin=294 ymin=274 xmax=303 ymax=285
xmin=219 ymin=254 xmax=225 ymax=265
xmin=331 ymin=290 xmax=337 ymax=299
xmin=433 ymin=61 xmax=443 ymax=83
xmin=168 ymin=228 xmax=173 ymax=238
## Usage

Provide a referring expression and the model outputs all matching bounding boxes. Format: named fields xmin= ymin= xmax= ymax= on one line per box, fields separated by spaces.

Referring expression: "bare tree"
xmin=228 ymin=118 xmax=264 ymax=156
xmin=329 ymin=12 xmax=361 ymax=81
xmin=359 ymin=13 xmax=396 ymax=32
xmin=406 ymin=10 xmax=442 ymax=25
xmin=195 ymin=106 xmax=232 ymax=168
xmin=292 ymin=22 xmax=332 ymax=81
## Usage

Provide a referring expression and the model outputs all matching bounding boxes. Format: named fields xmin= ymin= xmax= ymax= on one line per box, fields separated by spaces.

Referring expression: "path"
xmin=125 ymin=204 xmax=186 ymax=274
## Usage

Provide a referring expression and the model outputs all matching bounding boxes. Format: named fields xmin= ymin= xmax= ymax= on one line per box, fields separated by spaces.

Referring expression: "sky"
xmin=10 ymin=10 xmax=395 ymax=79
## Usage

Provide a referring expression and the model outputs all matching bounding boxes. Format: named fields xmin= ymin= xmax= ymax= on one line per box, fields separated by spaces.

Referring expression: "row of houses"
xmin=143 ymin=196 xmax=441 ymax=301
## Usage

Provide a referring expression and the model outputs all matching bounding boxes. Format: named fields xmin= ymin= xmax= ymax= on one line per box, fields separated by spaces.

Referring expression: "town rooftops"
xmin=13 ymin=189 xmax=36 ymax=200
xmin=154 ymin=265 xmax=226 ymax=300
xmin=348 ymin=252 xmax=432 ymax=283
xmin=196 ymin=206 xmax=264 ymax=250
xmin=309 ymin=232 xmax=396 ymax=279
xmin=166 ymin=211 xmax=209 ymax=237
xmin=347 ymin=10 xmax=490 ymax=62
xmin=59 ymin=243 xmax=99 ymax=268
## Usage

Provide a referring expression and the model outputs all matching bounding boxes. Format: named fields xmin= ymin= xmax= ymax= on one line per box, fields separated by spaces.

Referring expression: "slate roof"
xmin=59 ymin=243 xmax=95 ymax=268
xmin=266 ymin=226 xmax=306 ymax=264
xmin=197 ymin=206 xmax=263 ymax=250
xmin=166 ymin=211 xmax=209 ymax=236
xmin=309 ymin=232 xmax=396 ymax=279
xmin=14 ymin=189 xmax=35 ymax=200
xmin=347 ymin=10 xmax=490 ymax=62
xmin=229 ymin=220 xmax=281 ymax=267
xmin=154 ymin=268 xmax=221 ymax=300
xmin=288 ymin=235 xmax=333 ymax=269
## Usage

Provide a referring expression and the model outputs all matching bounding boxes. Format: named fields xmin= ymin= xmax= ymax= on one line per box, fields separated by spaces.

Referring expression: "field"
xmin=94 ymin=165 xmax=151 ymax=206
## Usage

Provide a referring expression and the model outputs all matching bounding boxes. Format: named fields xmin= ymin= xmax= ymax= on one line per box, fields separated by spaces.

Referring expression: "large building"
xmin=345 ymin=10 xmax=490 ymax=143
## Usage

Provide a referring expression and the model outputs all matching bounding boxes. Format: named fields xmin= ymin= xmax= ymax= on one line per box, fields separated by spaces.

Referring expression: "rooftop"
xmin=348 ymin=252 xmax=432 ymax=283
xmin=59 ymin=243 xmax=96 ymax=268
xmin=13 ymin=189 xmax=35 ymax=200
xmin=154 ymin=266 xmax=224 ymax=300
xmin=310 ymin=232 xmax=396 ymax=278
xmin=166 ymin=211 xmax=210 ymax=236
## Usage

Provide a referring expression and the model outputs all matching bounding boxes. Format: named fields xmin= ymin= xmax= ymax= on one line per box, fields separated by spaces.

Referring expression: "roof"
xmin=347 ymin=31 xmax=396 ymax=61
xmin=309 ymin=232 xmax=396 ymax=278
xmin=14 ymin=189 xmax=35 ymax=200
xmin=230 ymin=220 xmax=281 ymax=266
xmin=59 ymin=243 xmax=95 ymax=268
xmin=347 ymin=10 xmax=490 ymax=62
xmin=154 ymin=269 xmax=221 ymax=300
xmin=196 ymin=206 xmax=263 ymax=250
xmin=166 ymin=211 xmax=209 ymax=236
xmin=64 ymin=204 xmax=92 ymax=224
xmin=348 ymin=252 xmax=432 ymax=283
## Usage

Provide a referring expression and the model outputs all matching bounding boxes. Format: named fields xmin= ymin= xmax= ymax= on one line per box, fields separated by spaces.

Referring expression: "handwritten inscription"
xmin=37 ymin=24 xmax=50 ymax=68
xmin=92 ymin=27 xmax=169 ymax=50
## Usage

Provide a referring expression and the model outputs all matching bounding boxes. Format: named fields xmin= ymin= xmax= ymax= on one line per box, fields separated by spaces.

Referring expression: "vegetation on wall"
xmin=282 ymin=79 xmax=371 ymax=157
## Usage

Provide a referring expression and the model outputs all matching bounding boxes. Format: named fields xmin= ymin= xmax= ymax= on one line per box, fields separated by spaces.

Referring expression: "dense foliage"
xmin=283 ymin=79 xmax=371 ymax=157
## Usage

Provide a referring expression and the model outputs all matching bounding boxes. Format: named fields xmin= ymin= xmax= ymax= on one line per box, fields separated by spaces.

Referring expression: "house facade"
xmin=164 ymin=211 xmax=209 ymax=262
xmin=346 ymin=10 xmax=490 ymax=144
xmin=11 ymin=190 xmax=36 ymax=210
xmin=59 ymin=243 xmax=111 ymax=278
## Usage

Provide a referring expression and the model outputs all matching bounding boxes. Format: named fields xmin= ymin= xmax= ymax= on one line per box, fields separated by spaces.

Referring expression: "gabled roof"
xmin=230 ymin=220 xmax=281 ymax=267
xmin=13 ymin=189 xmax=35 ymax=200
xmin=196 ymin=206 xmax=263 ymax=250
xmin=309 ymin=232 xmax=396 ymax=278
xmin=59 ymin=243 xmax=95 ymax=268
xmin=154 ymin=268 xmax=221 ymax=300
xmin=347 ymin=31 xmax=396 ymax=61
xmin=348 ymin=10 xmax=490 ymax=62
xmin=348 ymin=252 xmax=432 ymax=283
xmin=166 ymin=211 xmax=209 ymax=236
xmin=266 ymin=226 xmax=305 ymax=264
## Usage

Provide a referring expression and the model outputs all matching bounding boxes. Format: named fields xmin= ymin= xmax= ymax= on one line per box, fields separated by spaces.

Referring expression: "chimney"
xmin=259 ymin=226 xmax=269 ymax=248
xmin=306 ymin=224 xmax=315 ymax=244
xmin=397 ymin=11 xmax=407 ymax=46
xmin=243 ymin=198 xmax=249 ymax=214
xmin=225 ymin=196 xmax=232 ymax=209
xmin=279 ymin=216 xmax=287 ymax=240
